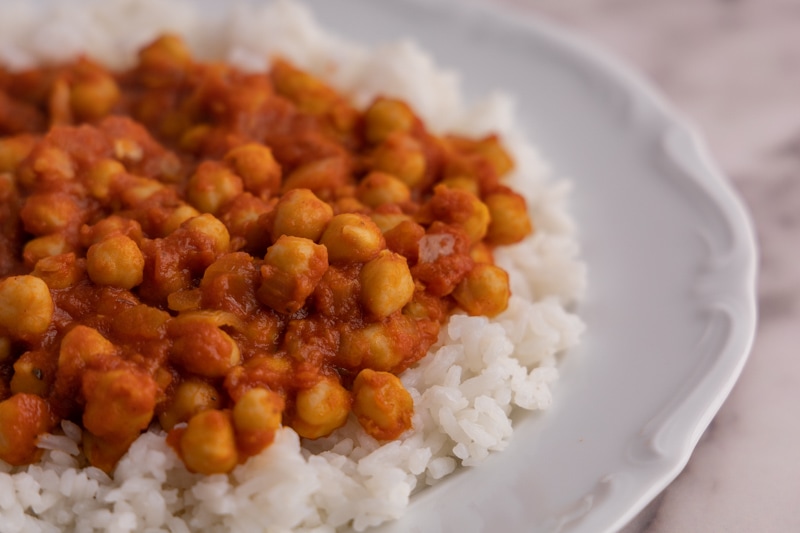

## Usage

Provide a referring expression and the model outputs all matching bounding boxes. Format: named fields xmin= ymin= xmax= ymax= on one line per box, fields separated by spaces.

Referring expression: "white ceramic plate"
xmin=296 ymin=1 xmax=757 ymax=532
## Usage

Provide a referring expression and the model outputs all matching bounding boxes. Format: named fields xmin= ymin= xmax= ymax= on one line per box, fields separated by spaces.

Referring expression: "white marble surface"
xmin=485 ymin=0 xmax=799 ymax=531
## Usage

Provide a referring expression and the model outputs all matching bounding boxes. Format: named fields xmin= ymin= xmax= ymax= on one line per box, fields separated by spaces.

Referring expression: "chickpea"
xmin=281 ymin=156 xmax=349 ymax=194
xmin=0 ymin=275 xmax=54 ymax=338
xmin=363 ymin=98 xmax=415 ymax=145
xmin=82 ymin=368 xmax=157 ymax=441
xmin=224 ymin=143 xmax=282 ymax=197
xmin=258 ymin=235 xmax=329 ymax=314
xmin=30 ymin=145 xmax=75 ymax=182
xmin=384 ymin=220 xmax=425 ymax=263
xmin=179 ymin=124 xmax=212 ymax=152
xmin=70 ymin=68 xmax=120 ymax=121
xmin=319 ymin=213 xmax=385 ymax=263
xmin=10 ymin=351 xmax=50 ymax=397
xmin=0 ymin=134 xmax=36 ymax=173
xmin=369 ymin=132 xmax=426 ymax=188
xmin=356 ymin=171 xmax=411 ymax=208
xmin=169 ymin=315 xmax=241 ymax=377
xmin=32 ymin=253 xmax=85 ymax=289
xmin=291 ymin=377 xmax=351 ymax=439
xmin=271 ymin=188 xmax=333 ymax=242
xmin=161 ymin=203 xmax=201 ymax=236
xmin=118 ymin=175 xmax=164 ymax=207
xmin=484 ymin=191 xmax=533 ymax=245
xmin=352 ymin=369 xmax=413 ymax=441
xmin=426 ymin=185 xmax=490 ymax=244
xmin=439 ymin=175 xmax=480 ymax=196
xmin=57 ymin=325 xmax=116 ymax=371
xmin=158 ymin=379 xmax=222 ymax=430
xmin=337 ymin=315 xmax=418 ymax=372
xmin=184 ymin=213 xmax=231 ymax=253
xmin=81 ymin=215 xmax=143 ymax=247
xmin=83 ymin=431 xmax=138 ymax=475
xmin=20 ymin=192 xmax=80 ymax=236
xmin=23 ymin=234 xmax=73 ymax=267
xmin=369 ymin=212 xmax=412 ymax=234
xmin=232 ymin=387 xmax=284 ymax=456
xmin=86 ymin=234 xmax=145 ymax=289
xmin=473 ymin=135 xmax=515 ymax=177
xmin=360 ymin=250 xmax=415 ymax=318
xmin=0 ymin=393 xmax=51 ymax=466
xmin=178 ymin=409 xmax=239 ymax=474
xmin=187 ymin=160 xmax=244 ymax=214
xmin=137 ymin=34 xmax=193 ymax=88
xmin=452 ymin=264 xmax=510 ymax=317
xmin=469 ymin=242 xmax=495 ymax=265
xmin=86 ymin=158 xmax=126 ymax=201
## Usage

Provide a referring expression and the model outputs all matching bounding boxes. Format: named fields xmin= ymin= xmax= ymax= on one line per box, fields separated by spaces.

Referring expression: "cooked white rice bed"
xmin=0 ymin=1 xmax=587 ymax=531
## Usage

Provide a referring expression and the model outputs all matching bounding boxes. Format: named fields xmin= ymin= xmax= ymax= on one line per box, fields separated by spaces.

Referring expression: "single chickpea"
xmin=179 ymin=124 xmax=212 ymax=152
xmin=319 ymin=213 xmax=385 ymax=263
xmin=184 ymin=213 xmax=231 ymax=253
xmin=0 ymin=134 xmax=36 ymax=173
xmin=10 ymin=351 xmax=50 ymax=397
xmin=363 ymin=98 xmax=415 ymax=145
xmin=23 ymin=234 xmax=73 ymax=268
xmin=469 ymin=242 xmax=495 ymax=265
xmin=352 ymin=369 xmax=413 ymax=441
xmin=83 ymin=431 xmax=138 ymax=475
xmin=426 ymin=185 xmax=491 ymax=244
xmin=281 ymin=156 xmax=349 ymax=193
xmin=20 ymin=192 xmax=81 ymax=236
xmin=80 ymin=215 xmax=143 ymax=247
xmin=86 ymin=234 xmax=145 ymax=289
xmin=187 ymin=160 xmax=244 ymax=214
xmin=169 ymin=316 xmax=241 ymax=377
xmin=224 ymin=143 xmax=282 ymax=197
xmin=82 ymin=368 xmax=157 ymax=441
xmin=369 ymin=132 xmax=426 ymax=188
xmin=232 ymin=387 xmax=285 ymax=456
xmin=257 ymin=235 xmax=329 ymax=314
xmin=70 ymin=69 xmax=120 ymax=121
xmin=484 ymin=191 xmax=533 ymax=245
xmin=118 ymin=176 xmax=165 ymax=207
xmin=439 ymin=175 xmax=480 ymax=196
xmin=161 ymin=203 xmax=201 ymax=236
xmin=369 ymin=212 xmax=412 ymax=234
xmin=137 ymin=34 xmax=193 ymax=88
xmin=58 ymin=325 xmax=116 ymax=371
xmin=0 ymin=393 xmax=51 ymax=466
xmin=360 ymin=250 xmax=415 ymax=318
xmin=178 ymin=409 xmax=239 ymax=474
xmin=473 ymin=135 xmax=515 ymax=177
xmin=337 ymin=316 xmax=417 ymax=372
xmin=0 ymin=275 xmax=54 ymax=338
xmin=86 ymin=158 xmax=126 ymax=201
xmin=383 ymin=219 xmax=425 ymax=263
xmin=32 ymin=253 xmax=85 ymax=290
xmin=356 ymin=171 xmax=411 ymax=208
xmin=30 ymin=145 xmax=75 ymax=182
xmin=158 ymin=379 xmax=222 ymax=430
xmin=270 ymin=188 xmax=333 ymax=242
xmin=452 ymin=264 xmax=510 ymax=317
xmin=291 ymin=377 xmax=351 ymax=440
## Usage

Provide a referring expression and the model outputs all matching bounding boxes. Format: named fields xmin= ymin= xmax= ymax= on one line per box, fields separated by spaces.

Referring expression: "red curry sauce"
xmin=0 ymin=35 xmax=532 ymax=474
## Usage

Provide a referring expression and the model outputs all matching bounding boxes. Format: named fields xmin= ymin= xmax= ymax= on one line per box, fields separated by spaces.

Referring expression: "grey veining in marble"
xmin=485 ymin=0 xmax=800 ymax=531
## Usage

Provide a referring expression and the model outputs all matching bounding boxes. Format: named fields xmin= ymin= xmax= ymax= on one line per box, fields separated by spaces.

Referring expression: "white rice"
xmin=0 ymin=1 xmax=587 ymax=531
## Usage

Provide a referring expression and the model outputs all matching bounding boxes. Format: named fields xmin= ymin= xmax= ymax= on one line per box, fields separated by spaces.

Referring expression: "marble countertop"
xmin=487 ymin=0 xmax=799 ymax=531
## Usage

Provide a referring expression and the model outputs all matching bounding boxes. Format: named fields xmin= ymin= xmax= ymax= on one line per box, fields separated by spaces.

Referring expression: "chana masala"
xmin=0 ymin=34 xmax=533 ymax=475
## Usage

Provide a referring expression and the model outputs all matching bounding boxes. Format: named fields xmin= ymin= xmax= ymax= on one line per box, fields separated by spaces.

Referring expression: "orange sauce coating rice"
xmin=0 ymin=34 xmax=533 ymax=475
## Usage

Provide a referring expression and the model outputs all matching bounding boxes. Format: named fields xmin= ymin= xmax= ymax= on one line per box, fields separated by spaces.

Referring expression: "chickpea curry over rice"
xmin=0 ymin=34 xmax=533 ymax=476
